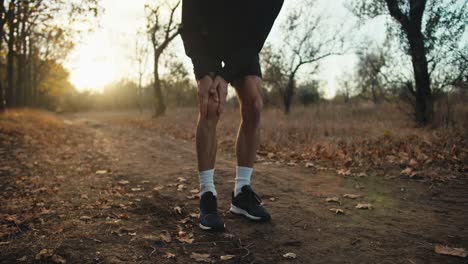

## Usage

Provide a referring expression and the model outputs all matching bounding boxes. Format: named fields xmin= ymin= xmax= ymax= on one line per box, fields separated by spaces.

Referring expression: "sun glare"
xmin=69 ymin=58 xmax=116 ymax=93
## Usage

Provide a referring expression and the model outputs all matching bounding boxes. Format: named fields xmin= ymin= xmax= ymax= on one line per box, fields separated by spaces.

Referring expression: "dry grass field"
xmin=123 ymin=102 xmax=467 ymax=182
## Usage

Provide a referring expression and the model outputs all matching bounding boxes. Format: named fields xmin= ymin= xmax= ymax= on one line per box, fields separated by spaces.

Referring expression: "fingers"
xmin=215 ymin=77 xmax=228 ymax=116
xmin=197 ymin=75 xmax=213 ymax=118
xmin=198 ymin=75 xmax=227 ymax=118
xmin=209 ymin=79 xmax=220 ymax=102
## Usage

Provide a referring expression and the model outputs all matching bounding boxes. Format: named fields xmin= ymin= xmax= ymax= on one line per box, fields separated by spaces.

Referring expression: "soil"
xmin=1 ymin=111 xmax=467 ymax=264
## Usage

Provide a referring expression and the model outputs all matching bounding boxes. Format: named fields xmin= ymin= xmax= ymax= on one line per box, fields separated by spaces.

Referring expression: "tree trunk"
xmin=0 ymin=83 xmax=4 ymax=111
xmin=407 ymin=28 xmax=433 ymax=126
xmin=153 ymin=55 xmax=166 ymax=117
xmin=6 ymin=2 xmax=15 ymax=108
xmin=283 ymin=76 xmax=295 ymax=115
xmin=137 ymin=72 xmax=143 ymax=112
xmin=25 ymin=37 xmax=32 ymax=106
xmin=31 ymin=51 xmax=39 ymax=107
xmin=17 ymin=52 xmax=25 ymax=107
xmin=0 ymin=0 xmax=5 ymax=111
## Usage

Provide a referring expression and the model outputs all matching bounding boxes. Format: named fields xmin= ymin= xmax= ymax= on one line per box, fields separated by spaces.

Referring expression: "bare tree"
xmin=352 ymin=0 xmax=467 ymax=126
xmin=263 ymin=0 xmax=344 ymax=114
xmin=355 ymin=46 xmax=387 ymax=104
xmin=336 ymin=72 xmax=355 ymax=104
xmin=5 ymin=0 xmax=17 ymax=108
xmin=131 ymin=31 xmax=149 ymax=112
xmin=0 ymin=0 xmax=6 ymax=111
xmin=146 ymin=0 xmax=180 ymax=117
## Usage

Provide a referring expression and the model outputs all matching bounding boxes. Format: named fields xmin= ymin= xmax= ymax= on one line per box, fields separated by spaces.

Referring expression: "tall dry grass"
xmin=131 ymin=102 xmax=466 ymax=178
xmin=148 ymin=101 xmax=467 ymax=145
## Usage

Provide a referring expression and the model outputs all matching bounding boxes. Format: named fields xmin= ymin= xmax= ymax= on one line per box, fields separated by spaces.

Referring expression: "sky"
xmin=64 ymin=0 xmax=387 ymax=98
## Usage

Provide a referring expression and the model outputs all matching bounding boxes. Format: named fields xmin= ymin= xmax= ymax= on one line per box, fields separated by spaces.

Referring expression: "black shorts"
xmin=180 ymin=0 xmax=283 ymax=82
xmin=221 ymin=54 xmax=262 ymax=83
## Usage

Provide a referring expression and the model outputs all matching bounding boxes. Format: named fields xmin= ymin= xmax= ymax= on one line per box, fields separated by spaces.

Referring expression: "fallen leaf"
xmin=79 ymin=216 xmax=92 ymax=221
xmin=354 ymin=172 xmax=367 ymax=177
xmin=142 ymin=234 xmax=159 ymax=241
xmin=220 ymin=255 xmax=236 ymax=261
xmin=337 ymin=169 xmax=351 ymax=176
xmin=287 ymin=161 xmax=297 ymax=166
xmin=95 ymin=170 xmax=107 ymax=175
xmin=329 ymin=208 xmax=344 ymax=214
xmin=283 ymin=252 xmax=297 ymax=259
xmin=174 ymin=206 xmax=182 ymax=214
xmin=343 ymin=194 xmax=361 ymax=199
xmin=400 ymin=166 xmax=420 ymax=178
xmin=35 ymin=249 xmax=52 ymax=260
xmin=51 ymin=254 xmax=66 ymax=264
xmin=131 ymin=187 xmax=142 ymax=192
xmin=267 ymin=152 xmax=275 ymax=159
xmin=118 ymin=214 xmax=129 ymax=220
xmin=325 ymin=197 xmax=341 ymax=205
xmin=409 ymin=159 xmax=418 ymax=167
xmin=187 ymin=194 xmax=200 ymax=200
xmin=17 ymin=256 xmax=27 ymax=262
xmin=153 ymin=186 xmax=164 ymax=191
xmin=117 ymin=180 xmax=130 ymax=185
xmin=434 ymin=244 xmax=467 ymax=258
xmin=159 ymin=231 xmax=172 ymax=243
xmin=178 ymin=237 xmax=194 ymax=244
xmin=305 ymin=162 xmax=315 ymax=168
xmin=401 ymin=167 xmax=413 ymax=176
xmin=177 ymin=184 xmax=186 ymax=191
xmin=189 ymin=212 xmax=199 ymax=218
xmin=179 ymin=217 xmax=191 ymax=224
xmin=190 ymin=189 xmax=199 ymax=194
xmin=177 ymin=177 xmax=187 ymax=182
xmin=355 ymin=203 xmax=373 ymax=210
xmin=269 ymin=197 xmax=276 ymax=202
xmin=164 ymin=252 xmax=176 ymax=259
xmin=223 ymin=233 xmax=235 ymax=239
xmin=80 ymin=194 xmax=88 ymax=199
xmin=190 ymin=253 xmax=211 ymax=262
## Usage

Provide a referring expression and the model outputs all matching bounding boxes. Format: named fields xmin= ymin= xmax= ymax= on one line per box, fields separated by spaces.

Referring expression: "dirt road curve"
xmin=1 ymin=111 xmax=467 ymax=264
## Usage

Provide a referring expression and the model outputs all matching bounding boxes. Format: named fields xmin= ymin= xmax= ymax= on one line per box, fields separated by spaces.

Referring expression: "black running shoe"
xmin=199 ymin=192 xmax=225 ymax=231
xmin=230 ymin=186 xmax=271 ymax=222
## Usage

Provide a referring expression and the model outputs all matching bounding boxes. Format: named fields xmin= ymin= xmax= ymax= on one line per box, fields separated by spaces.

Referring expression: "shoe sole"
xmin=199 ymin=223 xmax=225 ymax=232
xmin=230 ymin=204 xmax=268 ymax=221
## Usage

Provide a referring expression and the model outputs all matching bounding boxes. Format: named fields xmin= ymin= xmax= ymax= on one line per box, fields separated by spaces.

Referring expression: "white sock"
xmin=234 ymin=166 xmax=253 ymax=196
xmin=199 ymin=169 xmax=216 ymax=196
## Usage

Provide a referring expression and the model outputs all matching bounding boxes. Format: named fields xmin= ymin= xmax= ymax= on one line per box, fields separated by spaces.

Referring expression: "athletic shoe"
xmin=199 ymin=192 xmax=225 ymax=231
xmin=230 ymin=185 xmax=271 ymax=222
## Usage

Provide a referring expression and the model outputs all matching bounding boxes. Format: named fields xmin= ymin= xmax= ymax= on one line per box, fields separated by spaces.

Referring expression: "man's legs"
xmin=196 ymin=93 xmax=226 ymax=231
xmin=196 ymin=96 xmax=219 ymax=194
xmin=233 ymin=75 xmax=262 ymax=168
xmin=230 ymin=75 xmax=271 ymax=221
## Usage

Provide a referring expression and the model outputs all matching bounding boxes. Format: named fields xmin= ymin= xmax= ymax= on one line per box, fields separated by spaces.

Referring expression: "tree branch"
xmin=384 ymin=0 xmax=410 ymax=28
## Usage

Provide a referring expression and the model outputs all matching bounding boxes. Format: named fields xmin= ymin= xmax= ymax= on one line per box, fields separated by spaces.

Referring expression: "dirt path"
xmin=1 ymin=111 xmax=467 ymax=264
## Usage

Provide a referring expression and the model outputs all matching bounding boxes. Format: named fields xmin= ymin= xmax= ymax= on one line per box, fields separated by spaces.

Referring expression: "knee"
xmin=242 ymin=96 xmax=263 ymax=116
xmin=241 ymin=96 xmax=263 ymax=126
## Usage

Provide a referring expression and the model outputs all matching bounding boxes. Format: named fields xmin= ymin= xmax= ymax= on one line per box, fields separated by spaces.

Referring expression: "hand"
xmin=210 ymin=75 xmax=228 ymax=116
xmin=197 ymin=74 xmax=214 ymax=118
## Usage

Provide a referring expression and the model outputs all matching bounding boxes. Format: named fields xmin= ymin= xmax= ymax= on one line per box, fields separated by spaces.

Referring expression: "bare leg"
xmin=196 ymin=96 xmax=220 ymax=171
xmin=233 ymin=76 xmax=263 ymax=167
